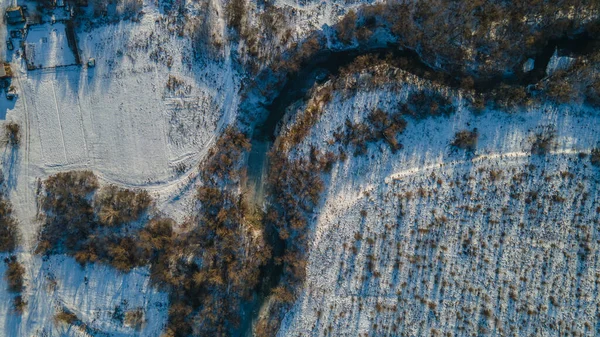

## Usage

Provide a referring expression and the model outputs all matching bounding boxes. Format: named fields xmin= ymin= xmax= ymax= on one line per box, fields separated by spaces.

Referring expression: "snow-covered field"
xmin=0 ymin=254 xmax=168 ymax=336
xmin=0 ymin=1 xmax=243 ymax=335
xmin=1 ymin=0 xmax=597 ymax=335
xmin=278 ymin=81 xmax=600 ymax=336
xmin=3 ymin=2 xmax=242 ymax=242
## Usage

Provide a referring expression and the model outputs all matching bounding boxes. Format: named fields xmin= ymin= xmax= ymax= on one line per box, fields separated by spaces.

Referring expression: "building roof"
xmin=0 ymin=64 xmax=12 ymax=78
xmin=5 ymin=7 xmax=25 ymax=24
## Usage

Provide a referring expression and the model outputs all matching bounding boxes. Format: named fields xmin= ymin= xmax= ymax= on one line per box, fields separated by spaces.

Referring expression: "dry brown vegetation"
xmin=202 ymin=126 xmax=251 ymax=182
xmin=5 ymin=256 xmax=24 ymax=293
xmin=403 ymin=90 xmax=455 ymax=118
xmin=335 ymin=0 xmax=599 ymax=77
xmin=0 ymin=188 xmax=19 ymax=252
xmin=145 ymin=128 xmax=271 ymax=336
xmin=4 ymin=122 xmax=20 ymax=146
xmin=591 ymin=148 xmax=600 ymax=166
xmin=54 ymin=309 xmax=79 ymax=325
xmin=124 ymin=308 xmax=145 ymax=330
xmin=530 ymin=128 xmax=557 ymax=155
xmin=452 ymin=129 xmax=479 ymax=152
xmin=95 ymin=185 xmax=151 ymax=227
xmin=34 ymin=128 xmax=270 ymax=336
xmin=340 ymin=108 xmax=408 ymax=155
xmin=13 ymin=295 xmax=26 ymax=314
xmin=255 ymin=148 xmax=324 ymax=336
xmin=37 ymin=171 xmax=153 ymax=272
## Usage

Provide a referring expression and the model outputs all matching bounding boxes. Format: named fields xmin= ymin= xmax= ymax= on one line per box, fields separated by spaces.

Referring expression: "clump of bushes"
xmin=4 ymin=122 xmax=20 ymax=146
xmin=0 ymin=192 xmax=19 ymax=252
xmin=124 ymin=308 xmax=145 ymax=330
xmin=544 ymin=70 xmax=578 ymax=104
xmin=530 ymin=129 xmax=556 ymax=155
xmin=339 ymin=109 xmax=407 ymax=155
xmin=403 ymin=90 xmax=455 ymax=118
xmin=336 ymin=10 xmax=357 ymax=44
xmin=13 ymin=295 xmax=26 ymax=314
xmin=367 ymin=109 xmax=407 ymax=152
xmin=54 ymin=309 xmax=79 ymax=325
xmin=490 ymin=84 xmax=529 ymax=109
xmin=96 ymin=185 xmax=151 ymax=227
xmin=5 ymin=256 xmax=24 ymax=293
xmin=451 ymin=129 xmax=479 ymax=152
xmin=203 ymin=126 xmax=251 ymax=182
xmin=37 ymin=171 xmax=153 ymax=272
xmin=37 ymin=171 xmax=99 ymax=254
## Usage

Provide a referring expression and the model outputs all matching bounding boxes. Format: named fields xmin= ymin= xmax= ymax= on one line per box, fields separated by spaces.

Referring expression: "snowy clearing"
xmin=278 ymin=82 xmax=600 ymax=336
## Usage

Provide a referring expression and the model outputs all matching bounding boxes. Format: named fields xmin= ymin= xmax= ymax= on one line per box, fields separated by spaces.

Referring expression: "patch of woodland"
xmin=255 ymin=147 xmax=325 ymax=336
xmin=4 ymin=255 xmax=26 ymax=314
xmin=533 ymin=51 xmax=600 ymax=106
xmin=36 ymin=171 xmax=153 ymax=272
xmin=158 ymin=127 xmax=271 ymax=337
xmin=332 ymin=0 xmax=599 ymax=78
xmin=35 ymin=128 xmax=270 ymax=336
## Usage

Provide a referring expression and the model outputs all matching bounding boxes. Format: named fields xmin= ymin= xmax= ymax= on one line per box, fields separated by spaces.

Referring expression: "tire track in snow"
xmin=333 ymin=149 xmax=587 ymax=210
xmin=50 ymin=82 xmax=69 ymax=163
xmin=384 ymin=149 xmax=584 ymax=183
xmin=14 ymin=71 xmax=35 ymax=249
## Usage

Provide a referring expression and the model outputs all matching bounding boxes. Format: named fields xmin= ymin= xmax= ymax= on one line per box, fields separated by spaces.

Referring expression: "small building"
xmin=88 ymin=58 xmax=95 ymax=67
xmin=5 ymin=6 xmax=25 ymax=25
xmin=0 ymin=63 xmax=12 ymax=79
xmin=6 ymin=86 xmax=17 ymax=100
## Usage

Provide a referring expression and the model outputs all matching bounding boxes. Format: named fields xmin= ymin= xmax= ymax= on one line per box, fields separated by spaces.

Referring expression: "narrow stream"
xmin=240 ymin=32 xmax=598 ymax=336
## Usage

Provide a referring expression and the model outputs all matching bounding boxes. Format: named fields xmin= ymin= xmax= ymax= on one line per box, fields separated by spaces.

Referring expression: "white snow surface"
xmin=278 ymin=80 xmax=600 ymax=336
xmin=546 ymin=48 xmax=577 ymax=76
xmin=0 ymin=253 xmax=168 ymax=337
xmin=25 ymin=23 xmax=77 ymax=69
xmin=0 ymin=0 xmax=243 ymax=335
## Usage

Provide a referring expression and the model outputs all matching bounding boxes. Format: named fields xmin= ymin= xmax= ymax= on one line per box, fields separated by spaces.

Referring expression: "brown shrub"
xmin=13 ymin=295 xmax=26 ymax=314
xmin=405 ymin=90 xmax=455 ymax=118
xmin=271 ymin=285 xmax=295 ymax=303
xmin=0 ymin=196 xmax=19 ymax=252
xmin=124 ymin=308 xmax=145 ymax=330
xmin=54 ymin=309 xmax=79 ymax=325
xmin=38 ymin=171 xmax=99 ymax=254
xmin=225 ymin=0 xmax=247 ymax=33
xmin=530 ymin=129 xmax=556 ymax=155
xmin=203 ymin=127 xmax=251 ymax=182
xmin=4 ymin=122 xmax=20 ymax=146
xmin=545 ymin=71 xmax=577 ymax=103
xmin=451 ymin=129 xmax=479 ymax=152
xmin=5 ymin=257 xmax=25 ymax=293
xmin=95 ymin=185 xmax=151 ymax=227
xmin=336 ymin=10 xmax=357 ymax=44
